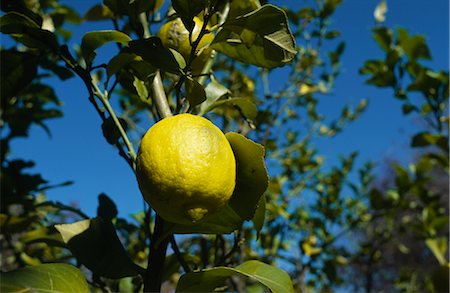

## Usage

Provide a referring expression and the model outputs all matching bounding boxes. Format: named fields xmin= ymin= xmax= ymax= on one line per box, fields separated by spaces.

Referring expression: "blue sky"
xmin=7 ymin=0 xmax=449 ymax=218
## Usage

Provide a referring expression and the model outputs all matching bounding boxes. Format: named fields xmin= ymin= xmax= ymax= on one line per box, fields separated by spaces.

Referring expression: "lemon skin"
xmin=158 ymin=17 xmax=214 ymax=74
xmin=136 ymin=114 xmax=236 ymax=225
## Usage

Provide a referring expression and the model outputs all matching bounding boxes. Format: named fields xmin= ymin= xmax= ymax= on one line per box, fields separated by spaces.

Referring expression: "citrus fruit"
xmin=158 ymin=17 xmax=214 ymax=74
xmin=136 ymin=114 xmax=236 ymax=225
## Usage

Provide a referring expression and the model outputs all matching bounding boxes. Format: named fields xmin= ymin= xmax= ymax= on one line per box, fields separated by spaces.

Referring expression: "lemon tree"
xmin=3 ymin=0 xmax=447 ymax=292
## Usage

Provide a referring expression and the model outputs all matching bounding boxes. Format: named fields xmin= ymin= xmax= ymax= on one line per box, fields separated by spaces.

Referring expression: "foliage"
xmin=1 ymin=0 xmax=448 ymax=292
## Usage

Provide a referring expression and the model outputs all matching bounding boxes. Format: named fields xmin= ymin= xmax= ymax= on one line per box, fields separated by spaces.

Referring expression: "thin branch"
xmin=170 ymin=236 xmax=192 ymax=273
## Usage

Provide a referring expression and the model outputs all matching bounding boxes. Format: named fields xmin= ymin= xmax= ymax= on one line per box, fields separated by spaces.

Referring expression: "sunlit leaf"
xmin=226 ymin=132 xmax=269 ymax=220
xmin=55 ymin=218 xmax=141 ymax=279
xmin=0 ymin=263 xmax=89 ymax=293
xmin=176 ymin=260 xmax=294 ymax=293
xmin=211 ymin=5 xmax=296 ymax=68
xmin=81 ymin=30 xmax=131 ymax=64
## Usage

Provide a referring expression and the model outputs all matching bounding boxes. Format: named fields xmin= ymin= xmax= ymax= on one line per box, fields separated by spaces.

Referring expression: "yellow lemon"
xmin=136 ymin=114 xmax=236 ymax=225
xmin=158 ymin=17 xmax=214 ymax=74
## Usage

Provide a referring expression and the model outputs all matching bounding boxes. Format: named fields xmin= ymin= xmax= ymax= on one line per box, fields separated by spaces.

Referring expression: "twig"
xmin=170 ymin=236 xmax=191 ymax=273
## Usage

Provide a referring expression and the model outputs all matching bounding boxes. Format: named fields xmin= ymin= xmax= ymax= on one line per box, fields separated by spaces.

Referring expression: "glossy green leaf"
xmin=55 ymin=218 xmax=141 ymax=279
xmin=226 ymin=132 xmax=269 ymax=220
xmin=0 ymin=50 xmax=39 ymax=100
xmin=81 ymin=30 xmax=131 ymax=64
xmin=176 ymin=260 xmax=294 ymax=293
xmin=185 ymin=77 xmax=207 ymax=107
xmin=0 ymin=12 xmax=59 ymax=52
xmin=0 ymin=263 xmax=89 ymax=293
xmin=211 ymin=5 xmax=296 ymax=68
xmin=126 ymin=37 xmax=182 ymax=75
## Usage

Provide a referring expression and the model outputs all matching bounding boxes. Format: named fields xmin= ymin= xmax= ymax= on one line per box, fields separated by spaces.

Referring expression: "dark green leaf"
xmin=176 ymin=260 xmax=294 ymax=293
xmin=185 ymin=77 xmax=206 ymax=107
xmin=411 ymin=132 xmax=448 ymax=152
xmin=211 ymin=5 xmax=296 ymax=68
xmin=397 ymin=28 xmax=431 ymax=61
xmin=0 ymin=264 xmax=89 ymax=293
xmin=321 ymin=0 xmax=343 ymax=18
xmin=0 ymin=50 xmax=38 ymax=100
xmin=84 ymin=4 xmax=114 ymax=21
xmin=372 ymin=27 xmax=393 ymax=52
xmin=0 ymin=12 xmax=59 ymax=52
xmin=81 ymin=30 xmax=131 ymax=64
xmin=55 ymin=218 xmax=140 ymax=279
xmin=226 ymin=132 xmax=268 ymax=220
xmin=101 ymin=116 xmax=128 ymax=145
xmin=168 ymin=205 xmax=243 ymax=234
xmin=252 ymin=194 xmax=266 ymax=237
xmin=97 ymin=193 xmax=118 ymax=221
xmin=205 ymin=97 xmax=258 ymax=119
xmin=126 ymin=37 xmax=182 ymax=75
xmin=228 ymin=0 xmax=261 ymax=20
xmin=171 ymin=0 xmax=207 ymax=32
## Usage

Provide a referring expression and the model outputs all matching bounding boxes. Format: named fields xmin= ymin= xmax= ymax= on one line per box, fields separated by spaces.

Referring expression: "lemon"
xmin=136 ymin=114 xmax=236 ymax=225
xmin=158 ymin=17 xmax=214 ymax=74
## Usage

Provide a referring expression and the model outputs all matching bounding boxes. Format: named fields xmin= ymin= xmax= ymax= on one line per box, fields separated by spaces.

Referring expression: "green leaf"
xmin=0 ymin=263 xmax=89 ymax=293
xmin=211 ymin=5 xmax=296 ymax=69
xmin=0 ymin=50 xmax=39 ymax=100
xmin=228 ymin=0 xmax=261 ymax=20
xmin=252 ymin=194 xmax=266 ymax=237
xmin=321 ymin=0 xmax=343 ymax=18
xmin=226 ymin=132 xmax=269 ymax=220
xmin=133 ymin=75 xmax=149 ymax=102
xmin=426 ymin=238 xmax=448 ymax=266
xmin=126 ymin=37 xmax=182 ymax=75
xmin=55 ymin=218 xmax=140 ymax=279
xmin=185 ymin=77 xmax=207 ymax=107
xmin=171 ymin=0 xmax=207 ymax=32
xmin=198 ymin=79 xmax=231 ymax=115
xmin=97 ymin=193 xmax=118 ymax=221
xmin=205 ymin=97 xmax=258 ymax=119
xmin=411 ymin=132 xmax=448 ymax=152
xmin=19 ymin=227 xmax=65 ymax=247
xmin=372 ymin=27 xmax=393 ymax=51
xmin=0 ymin=214 xmax=38 ymax=234
xmin=81 ymin=30 xmax=131 ymax=64
xmin=176 ymin=260 xmax=294 ymax=293
xmin=168 ymin=205 xmax=242 ymax=234
xmin=101 ymin=116 xmax=128 ymax=145
xmin=0 ymin=12 xmax=59 ymax=52
xmin=397 ymin=28 xmax=431 ymax=61
xmin=83 ymin=4 xmax=114 ymax=21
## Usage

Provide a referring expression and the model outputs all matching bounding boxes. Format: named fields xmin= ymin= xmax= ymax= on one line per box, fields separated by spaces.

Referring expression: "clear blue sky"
xmin=8 ymin=0 xmax=449 ymax=218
